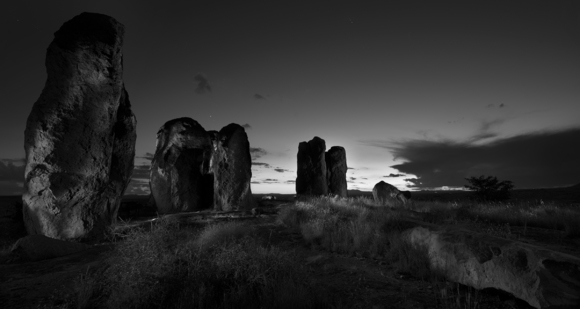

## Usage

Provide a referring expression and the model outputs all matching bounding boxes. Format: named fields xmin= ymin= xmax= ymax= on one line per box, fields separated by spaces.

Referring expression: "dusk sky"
xmin=1 ymin=1 xmax=579 ymax=195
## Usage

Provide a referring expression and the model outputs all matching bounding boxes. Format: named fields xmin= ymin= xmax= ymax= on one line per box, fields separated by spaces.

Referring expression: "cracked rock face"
xmin=402 ymin=226 xmax=580 ymax=309
xmin=149 ymin=118 xmax=213 ymax=214
xmin=23 ymin=12 xmax=136 ymax=241
xmin=211 ymin=124 xmax=256 ymax=211
xmin=150 ymin=120 xmax=255 ymax=213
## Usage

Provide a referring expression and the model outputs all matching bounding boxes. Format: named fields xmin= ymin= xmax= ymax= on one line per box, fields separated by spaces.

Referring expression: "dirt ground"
xmin=3 ymin=190 xmax=578 ymax=308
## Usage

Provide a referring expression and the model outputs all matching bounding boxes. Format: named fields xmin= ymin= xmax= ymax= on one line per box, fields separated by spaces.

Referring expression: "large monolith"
xmin=149 ymin=118 xmax=213 ymax=214
xmin=211 ymin=124 xmax=256 ymax=211
xmin=23 ymin=12 xmax=136 ymax=240
xmin=296 ymin=136 xmax=327 ymax=196
xmin=326 ymin=146 xmax=348 ymax=197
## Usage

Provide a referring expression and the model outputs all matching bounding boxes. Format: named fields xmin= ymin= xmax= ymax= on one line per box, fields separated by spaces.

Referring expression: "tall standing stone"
xmin=23 ymin=12 xmax=136 ymax=240
xmin=211 ymin=124 xmax=256 ymax=211
xmin=296 ymin=137 xmax=327 ymax=196
xmin=149 ymin=118 xmax=213 ymax=214
xmin=326 ymin=146 xmax=348 ymax=197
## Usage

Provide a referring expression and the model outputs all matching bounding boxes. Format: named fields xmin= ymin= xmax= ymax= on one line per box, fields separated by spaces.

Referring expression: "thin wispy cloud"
xmin=254 ymin=93 xmax=266 ymax=100
xmin=0 ymin=161 xmax=24 ymax=182
xmin=250 ymin=147 xmax=267 ymax=161
xmin=194 ymin=74 xmax=211 ymax=94
xmin=384 ymin=173 xmax=405 ymax=177
xmin=136 ymin=153 xmax=154 ymax=160
xmin=252 ymin=162 xmax=271 ymax=168
xmin=242 ymin=124 xmax=252 ymax=130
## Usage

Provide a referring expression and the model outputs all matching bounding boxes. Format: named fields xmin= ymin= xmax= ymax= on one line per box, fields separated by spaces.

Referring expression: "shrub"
xmin=464 ymin=175 xmax=514 ymax=201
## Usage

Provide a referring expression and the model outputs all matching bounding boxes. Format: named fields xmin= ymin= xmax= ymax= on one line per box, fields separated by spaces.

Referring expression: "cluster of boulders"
xmin=372 ymin=181 xmax=411 ymax=204
xmin=296 ymin=137 xmax=348 ymax=197
xmin=149 ymin=118 xmax=256 ymax=214
xmin=22 ymin=12 xmax=136 ymax=241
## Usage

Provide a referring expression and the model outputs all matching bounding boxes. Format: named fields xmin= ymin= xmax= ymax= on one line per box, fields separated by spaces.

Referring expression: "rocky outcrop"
xmin=296 ymin=137 xmax=328 ymax=196
xmin=149 ymin=118 xmax=213 ymax=214
xmin=296 ymin=137 xmax=349 ymax=197
xmin=211 ymin=124 xmax=256 ymax=211
xmin=150 ymin=119 xmax=255 ymax=213
xmin=402 ymin=225 xmax=580 ymax=309
xmin=372 ymin=181 xmax=407 ymax=204
xmin=326 ymin=146 xmax=348 ymax=197
xmin=22 ymin=12 xmax=136 ymax=240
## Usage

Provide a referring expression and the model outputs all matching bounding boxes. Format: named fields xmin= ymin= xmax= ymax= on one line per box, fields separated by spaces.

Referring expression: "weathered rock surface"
xmin=402 ymin=225 xmax=580 ymax=309
xmin=10 ymin=235 xmax=90 ymax=261
xmin=211 ymin=124 xmax=256 ymax=211
xmin=296 ymin=137 xmax=328 ymax=196
xmin=150 ymin=118 xmax=213 ymax=214
xmin=326 ymin=146 xmax=348 ymax=197
xmin=372 ymin=181 xmax=404 ymax=204
xmin=23 ymin=12 xmax=136 ymax=240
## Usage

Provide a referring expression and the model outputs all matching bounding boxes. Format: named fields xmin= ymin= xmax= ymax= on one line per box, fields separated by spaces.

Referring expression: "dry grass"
xmin=74 ymin=218 xmax=334 ymax=309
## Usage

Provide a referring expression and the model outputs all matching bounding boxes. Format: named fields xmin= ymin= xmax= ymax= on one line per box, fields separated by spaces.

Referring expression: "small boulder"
xmin=296 ymin=137 xmax=327 ymax=196
xmin=326 ymin=146 xmax=348 ymax=198
xmin=372 ymin=181 xmax=403 ymax=204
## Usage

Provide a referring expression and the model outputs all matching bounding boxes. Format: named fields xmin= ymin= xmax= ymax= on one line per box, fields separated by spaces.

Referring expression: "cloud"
xmin=132 ymin=165 xmax=150 ymax=180
xmin=125 ymin=179 xmax=150 ymax=195
xmin=242 ymin=124 xmax=252 ymax=130
xmin=285 ymin=180 xmax=296 ymax=184
xmin=384 ymin=173 xmax=405 ymax=177
xmin=136 ymin=153 xmax=154 ymax=160
xmin=252 ymin=162 xmax=271 ymax=168
xmin=254 ymin=93 xmax=266 ymax=100
xmin=0 ymin=161 xmax=24 ymax=182
xmin=250 ymin=147 xmax=267 ymax=161
xmin=350 ymin=177 xmax=356 ymax=180
xmin=274 ymin=168 xmax=290 ymax=173
xmin=499 ymin=103 xmax=505 ymax=108
xmin=385 ymin=127 xmax=580 ymax=189
xmin=194 ymin=74 xmax=211 ymax=94
xmin=0 ymin=180 xmax=23 ymax=195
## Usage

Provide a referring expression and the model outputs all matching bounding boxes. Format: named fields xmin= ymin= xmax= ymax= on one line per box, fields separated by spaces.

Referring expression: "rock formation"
xmin=326 ymin=146 xmax=348 ymax=197
xmin=296 ymin=137 xmax=328 ymax=196
xmin=211 ymin=124 xmax=256 ymax=211
xmin=150 ymin=119 xmax=255 ymax=213
xmin=402 ymin=225 xmax=580 ymax=309
xmin=296 ymin=137 xmax=349 ymax=197
xmin=372 ymin=181 xmax=407 ymax=204
xmin=23 ymin=12 xmax=136 ymax=240
xmin=149 ymin=118 xmax=213 ymax=214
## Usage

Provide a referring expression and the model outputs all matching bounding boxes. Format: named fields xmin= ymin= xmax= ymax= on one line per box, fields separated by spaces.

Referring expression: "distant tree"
xmin=464 ymin=175 xmax=514 ymax=201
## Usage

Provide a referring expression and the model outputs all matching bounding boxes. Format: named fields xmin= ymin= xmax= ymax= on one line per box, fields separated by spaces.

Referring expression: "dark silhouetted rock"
xmin=211 ymin=124 xmax=256 ymax=211
xmin=10 ymin=235 xmax=89 ymax=261
xmin=296 ymin=137 xmax=327 ymax=196
xmin=23 ymin=12 xmax=136 ymax=240
xmin=372 ymin=181 xmax=404 ymax=204
xmin=400 ymin=190 xmax=412 ymax=200
xmin=326 ymin=146 xmax=348 ymax=197
xmin=150 ymin=118 xmax=213 ymax=214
